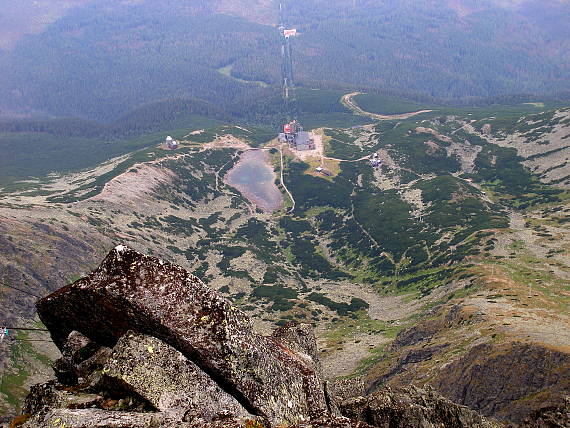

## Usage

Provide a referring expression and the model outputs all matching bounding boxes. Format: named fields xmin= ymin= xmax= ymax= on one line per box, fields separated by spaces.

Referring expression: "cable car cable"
xmin=0 ymin=282 xmax=42 ymax=299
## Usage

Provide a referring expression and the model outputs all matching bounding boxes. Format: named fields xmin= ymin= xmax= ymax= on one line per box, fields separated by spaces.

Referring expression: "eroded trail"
xmin=323 ymin=154 xmax=372 ymax=163
xmin=279 ymin=146 xmax=296 ymax=213
xmin=342 ymin=92 xmax=433 ymax=120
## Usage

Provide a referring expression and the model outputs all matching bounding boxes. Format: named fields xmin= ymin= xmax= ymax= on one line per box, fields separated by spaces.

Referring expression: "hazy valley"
xmin=2 ymin=0 xmax=570 ymax=122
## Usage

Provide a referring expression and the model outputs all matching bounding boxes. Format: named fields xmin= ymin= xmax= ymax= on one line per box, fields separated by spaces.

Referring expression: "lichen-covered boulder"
xmin=23 ymin=381 xmax=103 ymax=416
xmin=340 ymin=385 xmax=501 ymax=428
xmin=37 ymin=245 xmax=329 ymax=425
xmin=272 ymin=321 xmax=322 ymax=374
xmin=22 ymin=409 xmax=265 ymax=428
xmin=22 ymin=408 xmax=168 ymax=428
xmin=99 ymin=331 xmax=252 ymax=422
xmin=272 ymin=322 xmax=320 ymax=361
xmin=63 ymin=330 xmax=101 ymax=363
xmin=329 ymin=378 xmax=367 ymax=404
xmin=56 ymin=330 xmax=112 ymax=383
xmin=52 ymin=357 xmax=79 ymax=386
xmin=289 ymin=415 xmax=374 ymax=427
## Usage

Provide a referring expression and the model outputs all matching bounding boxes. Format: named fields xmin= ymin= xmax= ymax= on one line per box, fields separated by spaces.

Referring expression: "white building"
xmin=164 ymin=136 xmax=179 ymax=150
xmin=283 ymin=29 xmax=297 ymax=38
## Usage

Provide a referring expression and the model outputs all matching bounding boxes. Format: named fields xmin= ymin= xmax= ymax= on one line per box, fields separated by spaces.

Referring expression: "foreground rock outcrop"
xmin=101 ymin=332 xmax=251 ymax=420
xmin=20 ymin=246 xmax=501 ymax=427
xmin=35 ymin=245 xmax=328 ymax=425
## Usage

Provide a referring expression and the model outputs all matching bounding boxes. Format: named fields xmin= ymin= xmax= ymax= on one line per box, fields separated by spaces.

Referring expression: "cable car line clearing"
xmin=0 ymin=282 xmax=43 ymax=299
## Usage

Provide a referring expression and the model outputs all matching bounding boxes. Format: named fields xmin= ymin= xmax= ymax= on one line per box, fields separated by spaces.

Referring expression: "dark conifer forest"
xmin=0 ymin=0 xmax=569 ymax=128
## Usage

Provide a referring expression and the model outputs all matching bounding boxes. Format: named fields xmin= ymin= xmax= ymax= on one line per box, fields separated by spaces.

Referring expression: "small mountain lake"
xmin=225 ymin=150 xmax=283 ymax=212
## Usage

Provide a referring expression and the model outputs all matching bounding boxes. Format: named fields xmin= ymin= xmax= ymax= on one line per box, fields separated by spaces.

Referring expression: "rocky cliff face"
xmin=363 ymin=303 xmax=570 ymax=425
xmin=516 ymin=396 xmax=570 ymax=428
xmin=432 ymin=342 xmax=570 ymax=423
xmin=17 ymin=246 xmax=501 ymax=428
xmin=339 ymin=385 xmax=499 ymax=428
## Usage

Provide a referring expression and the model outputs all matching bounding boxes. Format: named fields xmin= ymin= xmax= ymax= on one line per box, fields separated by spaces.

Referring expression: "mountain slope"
xmin=1 ymin=99 xmax=568 ymax=423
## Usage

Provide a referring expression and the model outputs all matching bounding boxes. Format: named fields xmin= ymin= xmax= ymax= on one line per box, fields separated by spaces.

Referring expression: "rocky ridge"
xmin=362 ymin=302 xmax=570 ymax=424
xmin=17 ymin=246 xmax=501 ymax=428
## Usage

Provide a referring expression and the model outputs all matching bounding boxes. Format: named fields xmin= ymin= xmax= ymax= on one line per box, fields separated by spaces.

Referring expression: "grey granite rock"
xmin=99 ymin=331 xmax=252 ymax=421
xmin=36 ymin=245 xmax=329 ymax=425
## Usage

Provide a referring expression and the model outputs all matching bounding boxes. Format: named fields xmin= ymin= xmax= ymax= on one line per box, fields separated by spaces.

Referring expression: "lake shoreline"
xmin=224 ymin=150 xmax=283 ymax=212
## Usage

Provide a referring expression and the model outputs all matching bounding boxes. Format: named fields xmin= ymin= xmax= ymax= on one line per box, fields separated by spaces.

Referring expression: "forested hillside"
xmin=1 ymin=0 xmax=570 ymax=122
xmin=285 ymin=0 xmax=570 ymax=99
xmin=0 ymin=1 xmax=281 ymax=122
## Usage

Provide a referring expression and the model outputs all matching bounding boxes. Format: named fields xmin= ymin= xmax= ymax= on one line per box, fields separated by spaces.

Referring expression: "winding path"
xmin=341 ymin=92 xmax=433 ymax=121
xmin=350 ymin=194 xmax=380 ymax=249
xmin=214 ymin=155 xmax=239 ymax=192
xmin=323 ymin=154 xmax=372 ymax=163
xmin=279 ymin=146 xmax=296 ymax=213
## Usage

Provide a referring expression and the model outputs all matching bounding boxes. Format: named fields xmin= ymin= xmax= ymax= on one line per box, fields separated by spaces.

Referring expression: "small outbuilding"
xmin=164 ymin=136 xmax=179 ymax=150
xmin=283 ymin=29 xmax=297 ymax=38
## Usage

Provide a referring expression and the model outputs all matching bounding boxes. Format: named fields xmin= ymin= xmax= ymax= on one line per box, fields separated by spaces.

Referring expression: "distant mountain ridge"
xmin=0 ymin=0 xmax=276 ymax=51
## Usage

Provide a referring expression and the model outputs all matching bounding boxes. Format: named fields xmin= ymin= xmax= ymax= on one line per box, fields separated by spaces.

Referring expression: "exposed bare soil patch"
xmin=92 ymin=164 xmax=176 ymax=207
